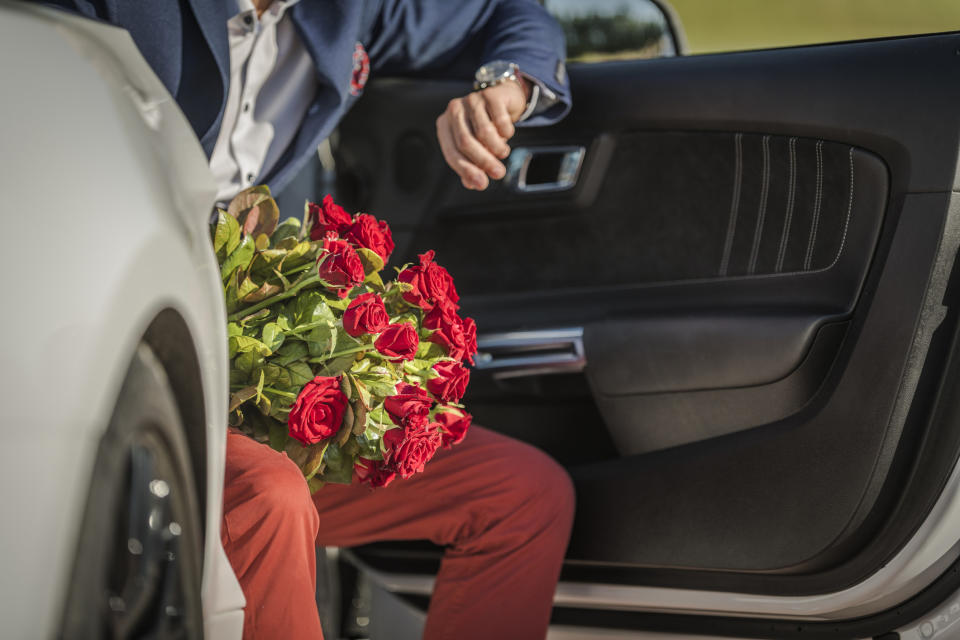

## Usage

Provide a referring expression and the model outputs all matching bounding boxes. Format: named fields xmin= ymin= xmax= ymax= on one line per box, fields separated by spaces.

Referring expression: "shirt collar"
xmin=227 ymin=0 xmax=301 ymax=21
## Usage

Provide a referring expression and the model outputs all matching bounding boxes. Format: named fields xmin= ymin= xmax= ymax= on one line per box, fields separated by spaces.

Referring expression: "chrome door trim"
xmin=473 ymin=327 xmax=585 ymax=379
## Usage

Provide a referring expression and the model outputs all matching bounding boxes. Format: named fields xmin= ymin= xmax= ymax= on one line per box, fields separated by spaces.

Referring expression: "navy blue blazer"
xmin=42 ymin=0 xmax=571 ymax=193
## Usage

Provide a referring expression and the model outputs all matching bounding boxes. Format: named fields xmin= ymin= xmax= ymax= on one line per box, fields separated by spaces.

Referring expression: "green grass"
xmin=667 ymin=0 xmax=960 ymax=54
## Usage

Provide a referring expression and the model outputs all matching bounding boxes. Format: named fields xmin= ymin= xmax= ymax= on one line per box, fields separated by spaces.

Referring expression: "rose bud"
xmin=383 ymin=417 xmax=443 ymax=479
xmin=397 ymin=250 xmax=459 ymax=311
xmin=427 ymin=361 xmax=470 ymax=403
xmin=423 ymin=305 xmax=467 ymax=362
xmin=308 ymin=194 xmax=353 ymax=240
xmin=462 ymin=317 xmax=478 ymax=366
xmin=317 ymin=236 xmax=365 ymax=297
xmin=343 ymin=292 xmax=389 ymax=338
xmin=435 ymin=408 xmax=472 ymax=448
xmin=384 ymin=382 xmax=432 ymax=426
xmin=374 ymin=322 xmax=419 ymax=361
xmin=344 ymin=213 xmax=395 ymax=264
xmin=287 ymin=376 xmax=349 ymax=445
xmin=354 ymin=456 xmax=397 ymax=489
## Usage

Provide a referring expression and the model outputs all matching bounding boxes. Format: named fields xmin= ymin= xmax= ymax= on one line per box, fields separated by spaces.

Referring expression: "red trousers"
xmin=221 ymin=425 xmax=575 ymax=639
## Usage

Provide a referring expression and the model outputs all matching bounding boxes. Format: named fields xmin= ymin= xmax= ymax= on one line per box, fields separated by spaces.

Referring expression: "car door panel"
xmin=334 ymin=26 xmax=960 ymax=613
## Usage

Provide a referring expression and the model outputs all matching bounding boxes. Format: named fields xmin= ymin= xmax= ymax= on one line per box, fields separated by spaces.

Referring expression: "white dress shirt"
xmin=209 ymin=0 xmax=317 ymax=202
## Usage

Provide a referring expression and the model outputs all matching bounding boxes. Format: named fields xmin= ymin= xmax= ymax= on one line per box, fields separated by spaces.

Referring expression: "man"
xmin=42 ymin=1 xmax=575 ymax=638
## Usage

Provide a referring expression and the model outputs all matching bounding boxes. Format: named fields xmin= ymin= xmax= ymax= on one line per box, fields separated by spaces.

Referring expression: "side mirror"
xmin=544 ymin=0 xmax=687 ymax=61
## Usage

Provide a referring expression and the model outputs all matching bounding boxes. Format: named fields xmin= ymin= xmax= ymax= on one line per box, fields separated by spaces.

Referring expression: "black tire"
xmin=60 ymin=344 xmax=204 ymax=640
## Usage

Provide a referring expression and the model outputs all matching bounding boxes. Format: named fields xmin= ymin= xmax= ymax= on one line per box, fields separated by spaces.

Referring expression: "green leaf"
xmin=241 ymin=280 xmax=282 ymax=304
xmin=315 ymin=355 xmax=355 ymax=378
xmin=234 ymin=351 xmax=265 ymax=376
xmin=213 ymin=209 xmax=242 ymax=256
xmin=274 ymin=341 xmax=308 ymax=366
xmin=366 ymin=405 xmax=396 ymax=432
xmin=290 ymin=291 xmax=335 ymax=328
xmin=307 ymin=324 xmax=337 ymax=357
xmin=355 ymin=373 xmax=398 ymax=398
xmin=268 ymin=419 xmax=289 ymax=452
xmin=263 ymin=361 xmax=313 ymax=389
xmin=229 ymin=386 xmax=258 ymax=412
xmin=269 ymin=396 xmax=295 ymax=420
xmin=271 ymin=217 xmax=301 ymax=246
xmin=227 ymin=322 xmax=243 ymax=338
xmin=319 ymin=443 xmax=354 ymax=485
xmin=229 ymin=335 xmax=272 ymax=356
xmin=307 ymin=477 xmax=325 ymax=493
xmin=238 ymin=308 xmax=272 ymax=328
xmin=221 ymin=234 xmax=256 ymax=281
xmin=365 ymin=270 xmax=385 ymax=292
xmin=303 ymin=441 xmax=330 ymax=481
xmin=324 ymin=295 xmax=351 ymax=312
xmin=416 ymin=340 xmax=447 ymax=360
xmin=255 ymin=369 xmax=266 ymax=402
xmin=237 ymin=275 xmax=260 ymax=300
xmin=261 ymin=322 xmax=285 ymax=353
xmin=356 ymin=247 xmax=385 ymax=277
xmin=351 ymin=375 xmax=372 ymax=408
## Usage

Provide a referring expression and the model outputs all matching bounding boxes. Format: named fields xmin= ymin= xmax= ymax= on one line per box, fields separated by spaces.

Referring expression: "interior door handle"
xmin=473 ymin=327 xmax=586 ymax=379
xmin=504 ymin=146 xmax=585 ymax=193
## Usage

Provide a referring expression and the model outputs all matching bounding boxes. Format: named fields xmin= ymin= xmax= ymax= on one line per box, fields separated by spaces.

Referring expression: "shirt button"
xmin=242 ymin=14 xmax=253 ymax=26
xmin=243 ymin=102 xmax=251 ymax=113
xmin=246 ymin=173 xmax=255 ymax=184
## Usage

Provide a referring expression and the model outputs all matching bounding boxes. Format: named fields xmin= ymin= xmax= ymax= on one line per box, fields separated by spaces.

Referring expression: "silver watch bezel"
xmin=473 ymin=61 xmax=520 ymax=91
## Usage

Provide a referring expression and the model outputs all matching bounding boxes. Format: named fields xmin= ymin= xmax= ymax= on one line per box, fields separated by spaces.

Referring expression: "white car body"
xmin=0 ymin=3 xmax=244 ymax=638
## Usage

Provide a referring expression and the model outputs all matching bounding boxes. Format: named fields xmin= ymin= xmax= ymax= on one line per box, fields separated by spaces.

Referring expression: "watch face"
xmin=476 ymin=61 xmax=517 ymax=86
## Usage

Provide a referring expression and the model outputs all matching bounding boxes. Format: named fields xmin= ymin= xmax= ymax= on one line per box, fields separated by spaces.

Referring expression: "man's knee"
xmin=494 ymin=436 xmax=576 ymax=534
xmin=224 ymin=435 xmax=319 ymax=535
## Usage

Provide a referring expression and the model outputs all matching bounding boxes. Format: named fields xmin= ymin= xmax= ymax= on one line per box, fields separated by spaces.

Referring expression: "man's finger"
xmin=466 ymin=92 xmax=510 ymax=159
xmin=485 ymin=93 xmax=516 ymax=141
xmin=436 ymin=112 xmax=488 ymax=190
xmin=447 ymin=98 xmax=506 ymax=181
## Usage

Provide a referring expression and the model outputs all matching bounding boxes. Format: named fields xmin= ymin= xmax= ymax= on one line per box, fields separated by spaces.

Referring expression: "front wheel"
xmin=60 ymin=344 xmax=204 ymax=640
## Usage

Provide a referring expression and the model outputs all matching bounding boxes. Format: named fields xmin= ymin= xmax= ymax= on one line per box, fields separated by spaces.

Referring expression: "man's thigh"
xmin=311 ymin=425 xmax=573 ymax=549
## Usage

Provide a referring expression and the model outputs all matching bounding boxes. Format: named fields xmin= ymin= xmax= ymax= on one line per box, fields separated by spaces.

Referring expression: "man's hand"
xmin=436 ymin=79 xmax=531 ymax=190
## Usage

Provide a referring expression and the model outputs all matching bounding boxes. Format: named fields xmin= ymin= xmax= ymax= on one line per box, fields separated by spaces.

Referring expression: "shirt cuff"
xmin=517 ymin=71 xmax=559 ymax=122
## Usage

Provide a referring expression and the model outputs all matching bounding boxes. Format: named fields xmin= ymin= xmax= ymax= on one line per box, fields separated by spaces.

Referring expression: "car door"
xmin=325 ymin=2 xmax=960 ymax=637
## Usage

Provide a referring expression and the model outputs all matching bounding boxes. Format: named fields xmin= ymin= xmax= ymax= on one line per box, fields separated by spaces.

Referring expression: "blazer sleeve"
xmin=366 ymin=0 xmax=570 ymax=126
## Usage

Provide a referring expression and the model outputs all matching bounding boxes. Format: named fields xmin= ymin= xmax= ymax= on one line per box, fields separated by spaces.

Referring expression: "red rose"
xmin=435 ymin=408 xmax=472 ymax=448
xmin=384 ymin=382 xmax=432 ymax=426
xmin=462 ymin=317 xmax=478 ymax=366
xmin=287 ymin=376 xmax=348 ymax=445
xmin=423 ymin=305 xmax=467 ymax=362
xmin=317 ymin=236 xmax=365 ymax=297
xmin=308 ymin=194 xmax=353 ymax=240
xmin=427 ymin=361 xmax=470 ymax=402
xmin=383 ymin=418 xmax=443 ymax=479
xmin=354 ymin=456 xmax=396 ymax=488
xmin=397 ymin=250 xmax=460 ymax=311
xmin=343 ymin=292 xmax=389 ymax=338
xmin=374 ymin=323 xmax=419 ymax=361
xmin=344 ymin=213 xmax=395 ymax=264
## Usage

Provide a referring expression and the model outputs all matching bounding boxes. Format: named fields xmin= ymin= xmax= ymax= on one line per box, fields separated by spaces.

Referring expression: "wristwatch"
xmin=473 ymin=61 xmax=522 ymax=91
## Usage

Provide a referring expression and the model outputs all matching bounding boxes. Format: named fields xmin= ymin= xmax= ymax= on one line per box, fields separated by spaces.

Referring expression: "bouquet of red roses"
xmin=213 ymin=186 xmax=476 ymax=491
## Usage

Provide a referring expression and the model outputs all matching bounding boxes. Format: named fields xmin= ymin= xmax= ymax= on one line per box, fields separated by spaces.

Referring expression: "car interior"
xmin=278 ymin=6 xmax=960 ymax=639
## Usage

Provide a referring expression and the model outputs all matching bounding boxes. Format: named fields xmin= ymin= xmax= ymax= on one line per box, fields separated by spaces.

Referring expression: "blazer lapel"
xmin=183 ymin=0 xmax=231 ymax=155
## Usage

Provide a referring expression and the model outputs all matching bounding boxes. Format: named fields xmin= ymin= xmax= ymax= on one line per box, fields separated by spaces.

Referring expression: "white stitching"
xmin=775 ymin=137 xmax=797 ymax=272
xmin=803 ymin=140 xmax=824 ymax=270
xmin=824 ymin=147 xmax=856 ymax=271
xmin=719 ymin=133 xmax=743 ymax=276
xmin=748 ymin=135 xmax=771 ymax=274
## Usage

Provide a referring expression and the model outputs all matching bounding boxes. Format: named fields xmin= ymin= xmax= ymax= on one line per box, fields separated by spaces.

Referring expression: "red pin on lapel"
xmin=350 ymin=42 xmax=370 ymax=96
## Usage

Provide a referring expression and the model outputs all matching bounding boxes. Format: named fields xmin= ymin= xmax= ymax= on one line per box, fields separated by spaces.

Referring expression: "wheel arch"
xmin=142 ymin=308 xmax=209 ymax=540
